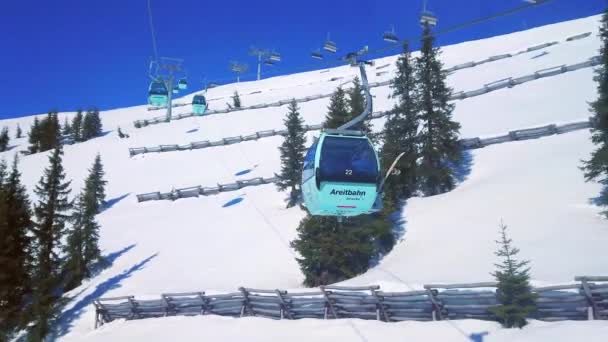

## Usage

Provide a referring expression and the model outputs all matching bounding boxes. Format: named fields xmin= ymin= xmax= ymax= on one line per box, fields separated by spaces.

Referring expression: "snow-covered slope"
xmin=2 ymin=14 xmax=607 ymax=341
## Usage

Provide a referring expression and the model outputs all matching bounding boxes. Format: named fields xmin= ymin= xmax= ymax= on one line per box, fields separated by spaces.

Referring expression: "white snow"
xmin=65 ymin=317 xmax=608 ymax=342
xmin=2 ymin=13 xmax=607 ymax=341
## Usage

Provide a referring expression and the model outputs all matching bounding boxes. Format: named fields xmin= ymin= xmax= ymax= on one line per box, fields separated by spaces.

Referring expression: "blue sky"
xmin=0 ymin=0 xmax=603 ymax=118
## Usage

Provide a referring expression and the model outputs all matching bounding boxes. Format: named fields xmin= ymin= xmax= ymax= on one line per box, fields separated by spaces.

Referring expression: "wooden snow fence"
xmin=134 ymin=33 xmax=594 ymax=129
xmin=129 ymin=54 xmax=598 ymax=157
xmin=94 ymin=276 xmax=608 ymax=328
xmin=134 ymin=117 xmax=593 ymax=202
xmin=136 ymin=176 xmax=278 ymax=203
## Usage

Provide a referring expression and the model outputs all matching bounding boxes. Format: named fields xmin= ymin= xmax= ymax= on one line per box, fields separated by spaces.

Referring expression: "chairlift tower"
xmin=230 ymin=61 xmax=249 ymax=83
xmin=249 ymin=47 xmax=281 ymax=81
xmin=150 ymin=56 xmax=185 ymax=122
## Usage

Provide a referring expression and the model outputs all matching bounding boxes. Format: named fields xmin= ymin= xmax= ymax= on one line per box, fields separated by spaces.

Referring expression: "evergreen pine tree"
xmin=490 ymin=221 xmax=537 ymax=328
xmin=38 ymin=112 xmax=61 ymax=152
xmin=381 ymin=41 xmax=420 ymax=204
xmin=71 ymin=110 xmax=84 ymax=142
xmin=62 ymin=117 xmax=72 ymax=136
xmin=28 ymin=117 xmax=41 ymax=154
xmin=0 ymin=156 xmax=33 ymax=337
xmin=290 ymin=214 xmax=394 ymax=286
xmin=84 ymin=154 xmax=107 ymax=212
xmin=232 ymin=91 xmax=241 ymax=108
xmin=64 ymin=188 xmax=101 ymax=289
xmin=0 ymin=159 xmax=7 ymax=186
xmin=324 ymin=87 xmax=350 ymax=129
xmin=0 ymin=126 xmax=10 ymax=152
xmin=117 ymin=126 xmax=125 ymax=139
xmin=582 ymin=9 xmax=608 ymax=216
xmin=16 ymin=123 xmax=22 ymax=139
xmin=29 ymin=145 xmax=72 ymax=340
xmin=347 ymin=77 xmax=373 ymax=136
xmin=63 ymin=193 xmax=86 ymax=290
xmin=415 ymin=25 xmax=462 ymax=196
xmin=82 ymin=109 xmax=102 ymax=141
xmin=277 ymin=100 xmax=307 ymax=207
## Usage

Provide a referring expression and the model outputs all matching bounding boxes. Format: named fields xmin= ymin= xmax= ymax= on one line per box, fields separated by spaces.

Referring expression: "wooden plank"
xmin=324 ymin=285 xmax=379 ymax=291
xmin=99 ymin=296 xmax=134 ymax=302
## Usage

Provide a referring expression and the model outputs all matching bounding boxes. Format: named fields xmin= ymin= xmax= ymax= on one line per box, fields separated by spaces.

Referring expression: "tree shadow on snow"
xmin=390 ymin=201 xmax=408 ymax=243
xmin=186 ymin=128 xmax=199 ymax=134
xmin=0 ymin=145 xmax=17 ymax=153
xmin=89 ymin=244 xmax=137 ymax=279
xmin=103 ymin=193 xmax=131 ymax=210
xmin=588 ymin=184 xmax=608 ymax=212
xmin=370 ymin=201 xmax=408 ymax=268
xmin=450 ymin=149 xmax=474 ymax=184
xmin=54 ymin=252 xmax=158 ymax=338
xmin=235 ymin=164 xmax=259 ymax=177
xmin=223 ymin=196 xmax=245 ymax=208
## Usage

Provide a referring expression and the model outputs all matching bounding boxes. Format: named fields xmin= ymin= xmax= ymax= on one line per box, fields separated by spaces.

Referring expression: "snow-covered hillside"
xmin=2 ymin=14 xmax=607 ymax=341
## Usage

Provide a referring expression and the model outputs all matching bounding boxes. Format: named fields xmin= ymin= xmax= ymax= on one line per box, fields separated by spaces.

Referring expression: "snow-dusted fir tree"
xmin=490 ymin=221 xmax=536 ymax=328
xmin=16 ymin=123 xmax=22 ymax=139
xmin=84 ymin=154 xmax=107 ymax=212
xmin=38 ymin=111 xmax=61 ymax=152
xmin=415 ymin=24 xmax=461 ymax=196
xmin=64 ymin=191 xmax=102 ymax=289
xmin=582 ymin=9 xmax=608 ymax=216
xmin=29 ymin=145 xmax=72 ymax=340
xmin=348 ymin=77 xmax=372 ymax=136
xmin=28 ymin=117 xmax=41 ymax=154
xmin=82 ymin=109 xmax=102 ymax=141
xmin=0 ymin=157 xmax=33 ymax=339
xmin=277 ymin=99 xmax=307 ymax=207
xmin=324 ymin=87 xmax=350 ymax=129
xmin=232 ymin=91 xmax=241 ymax=108
xmin=63 ymin=193 xmax=86 ymax=290
xmin=291 ymin=216 xmax=373 ymax=286
xmin=0 ymin=126 xmax=10 ymax=152
xmin=381 ymin=41 xmax=419 ymax=205
xmin=64 ymin=155 xmax=104 ymax=289
xmin=62 ymin=117 xmax=71 ymax=136
xmin=71 ymin=110 xmax=84 ymax=142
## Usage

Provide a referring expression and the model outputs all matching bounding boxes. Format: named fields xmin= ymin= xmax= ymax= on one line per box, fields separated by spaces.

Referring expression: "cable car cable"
xmin=147 ymin=0 xmax=160 ymax=63
xmin=236 ymin=0 xmax=553 ymax=82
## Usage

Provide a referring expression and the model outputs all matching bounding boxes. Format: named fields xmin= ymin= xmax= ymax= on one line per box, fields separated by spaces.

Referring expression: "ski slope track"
xmin=1 ymin=14 xmax=608 ymax=341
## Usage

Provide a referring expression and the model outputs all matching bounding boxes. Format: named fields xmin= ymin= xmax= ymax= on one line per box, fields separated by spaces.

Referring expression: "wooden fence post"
xmin=425 ymin=287 xmax=443 ymax=320
xmin=320 ymin=286 xmax=338 ymax=319
xmin=275 ymin=289 xmax=294 ymax=320
xmin=239 ymin=287 xmax=252 ymax=317
xmin=578 ymin=278 xmax=599 ymax=320
xmin=371 ymin=287 xmax=388 ymax=322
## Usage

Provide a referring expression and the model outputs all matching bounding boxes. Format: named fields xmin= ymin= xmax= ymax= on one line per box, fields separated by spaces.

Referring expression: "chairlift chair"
xmin=323 ymin=40 xmax=337 ymax=53
xmin=420 ymin=10 xmax=438 ymax=27
xmin=311 ymin=49 xmax=324 ymax=60
xmin=383 ymin=30 xmax=399 ymax=43
xmin=269 ymin=52 xmax=281 ymax=62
